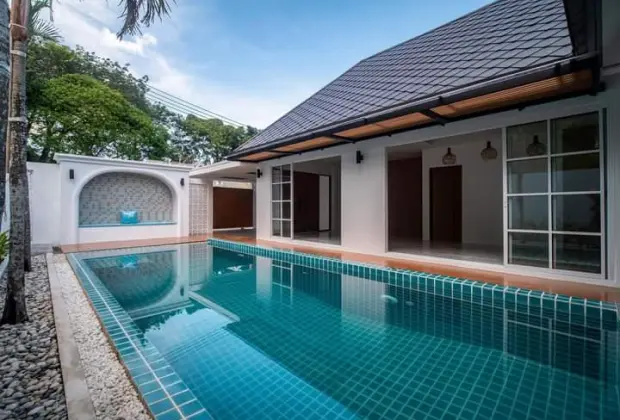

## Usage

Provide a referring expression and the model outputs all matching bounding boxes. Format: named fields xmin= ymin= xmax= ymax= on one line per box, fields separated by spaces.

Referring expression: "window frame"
xmin=503 ymin=111 xmax=606 ymax=277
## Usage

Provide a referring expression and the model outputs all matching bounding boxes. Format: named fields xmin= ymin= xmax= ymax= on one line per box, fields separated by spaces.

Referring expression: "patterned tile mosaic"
xmin=189 ymin=184 xmax=209 ymax=235
xmin=79 ymin=172 xmax=174 ymax=225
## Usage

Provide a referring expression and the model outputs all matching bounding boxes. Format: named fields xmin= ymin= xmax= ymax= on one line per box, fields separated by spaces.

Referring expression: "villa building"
xmin=217 ymin=0 xmax=620 ymax=286
xmin=24 ymin=0 xmax=620 ymax=288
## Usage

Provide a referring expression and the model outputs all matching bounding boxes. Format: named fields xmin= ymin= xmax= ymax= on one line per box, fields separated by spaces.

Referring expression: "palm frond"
xmin=27 ymin=0 xmax=61 ymax=42
xmin=118 ymin=0 xmax=174 ymax=38
xmin=30 ymin=16 xmax=62 ymax=42
xmin=30 ymin=0 xmax=53 ymax=18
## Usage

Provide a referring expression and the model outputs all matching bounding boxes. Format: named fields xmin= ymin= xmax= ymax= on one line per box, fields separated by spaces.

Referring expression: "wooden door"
xmin=213 ymin=187 xmax=253 ymax=229
xmin=293 ymin=171 xmax=320 ymax=233
xmin=430 ymin=166 xmax=462 ymax=243
xmin=388 ymin=157 xmax=423 ymax=240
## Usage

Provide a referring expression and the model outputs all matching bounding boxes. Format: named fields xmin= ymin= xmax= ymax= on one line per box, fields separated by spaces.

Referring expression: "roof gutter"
xmin=228 ymin=52 xmax=599 ymax=160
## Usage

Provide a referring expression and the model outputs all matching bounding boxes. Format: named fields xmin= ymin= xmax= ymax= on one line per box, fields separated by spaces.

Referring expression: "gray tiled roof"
xmin=235 ymin=0 xmax=573 ymax=154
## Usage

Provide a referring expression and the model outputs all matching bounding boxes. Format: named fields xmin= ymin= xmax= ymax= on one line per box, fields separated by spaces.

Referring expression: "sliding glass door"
xmin=505 ymin=112 xmax=604 ymax=275
xmin=271 ymin=164 xmax=293 ymax=238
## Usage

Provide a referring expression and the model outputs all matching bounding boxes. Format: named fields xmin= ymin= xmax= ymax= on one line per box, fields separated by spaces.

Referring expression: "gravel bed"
xmin=53 ymin=254 xmax=150 ymax=420
xmin=0 ymin=255 xmax=68 ymax=420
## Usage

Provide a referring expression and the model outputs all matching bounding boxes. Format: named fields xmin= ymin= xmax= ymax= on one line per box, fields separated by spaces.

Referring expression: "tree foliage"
xmin=25 ymin=41 xmax=259 ymax=164
xmin=31 ymin=74 xmax=165 ymax=160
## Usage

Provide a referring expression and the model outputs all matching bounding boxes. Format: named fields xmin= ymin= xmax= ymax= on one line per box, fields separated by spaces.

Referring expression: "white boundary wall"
xmin=28 ymin=155 xmax=192 ymax=246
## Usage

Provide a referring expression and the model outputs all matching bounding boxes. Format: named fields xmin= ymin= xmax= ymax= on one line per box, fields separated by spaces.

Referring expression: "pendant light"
xmin=480 ymin=141 xmax=498 ymax=161
xmin=442 ymin=147 xmax=456 ymax=165
xmin=526 ymin=135 xmax=546 ymax=156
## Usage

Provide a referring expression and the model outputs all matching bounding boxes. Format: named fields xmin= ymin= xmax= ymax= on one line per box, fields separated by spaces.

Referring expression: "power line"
xmin=146 ymin=85 xmax=248 ymax=127
xmin=146 ymin=92 xmax=244 ymax=127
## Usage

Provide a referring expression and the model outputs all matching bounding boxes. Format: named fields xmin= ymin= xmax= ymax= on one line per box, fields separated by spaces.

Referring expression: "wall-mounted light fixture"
xmin=180 ymin=178 xmax=185 ymax=186
xmin=442 ymin=147 xmax=456 ymax=165
xmin=256 ymin=169 xmax=262 ymax=178
xmin=480 ymin=141 xmax=498 ymax=161
xmin=356 ymin=150 xmax=364 ymax=164
xmin=69 ymin=169 xmax=74 ymax=180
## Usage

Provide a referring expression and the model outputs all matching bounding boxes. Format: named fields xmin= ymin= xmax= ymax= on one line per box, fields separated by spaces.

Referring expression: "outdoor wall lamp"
xmin=256 ymin=169 xmax=262 ymax=178
xmin=69 ymin=169 xmax=74 ymax=180
xmin=180 ymin=178 xmax=185 ymax=186
xmin=356 ymin=150 xmax=364 ymax=164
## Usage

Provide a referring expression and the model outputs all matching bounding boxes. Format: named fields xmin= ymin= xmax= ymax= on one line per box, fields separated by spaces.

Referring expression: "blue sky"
xmin=53 ymin=0 xmax=493 ymax=128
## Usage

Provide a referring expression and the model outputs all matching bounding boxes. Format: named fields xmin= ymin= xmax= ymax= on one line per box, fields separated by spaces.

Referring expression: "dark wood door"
xmin=213 ymin=187 xmax=253 ymax=229
xmin=430 ymin=166 xmax=462 ymax=243
xmin=293 ymin=171 xmax=319 ymax=233
xmin=388 ymin=157 xmax=422 ymax=240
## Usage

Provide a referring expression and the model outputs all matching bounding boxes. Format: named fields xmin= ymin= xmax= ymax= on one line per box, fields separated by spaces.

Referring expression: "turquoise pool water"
xmin=70 ymin=241 xmax=620 ymax=420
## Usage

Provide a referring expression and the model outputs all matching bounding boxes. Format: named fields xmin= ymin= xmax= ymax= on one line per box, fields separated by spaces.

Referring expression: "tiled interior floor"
xmin=294 ymin=231 xmax=342 ymax=246
xmin=389 ymin=240 xmax=503 ymax=264
xmin=61 ymin=231 xmax=620 ymax=303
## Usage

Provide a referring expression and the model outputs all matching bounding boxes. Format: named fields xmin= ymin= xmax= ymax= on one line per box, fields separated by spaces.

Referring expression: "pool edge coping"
xmin=207 ymin=238 xmax=620 ymax=328
xmin=66 ymin=253 xmax=212 ymax=420
xmin=46 ymin=253 xmax=98 ymax=420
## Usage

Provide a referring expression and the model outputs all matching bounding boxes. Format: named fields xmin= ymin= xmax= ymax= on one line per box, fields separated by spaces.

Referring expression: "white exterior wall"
xmin=28 ymin=162 xmax=61 ymax=247
xmin=340 ymin=147 xmax=387 ymax=254
xmin=26 ymin=155 xmax=192 ymax=245
xmin=255 ymin=169 xmax=271 ymax=240
xmin=253 ymin=88 xmax=620 ymax=284
xmin=421 ymin=130 xmax=503 ymax=246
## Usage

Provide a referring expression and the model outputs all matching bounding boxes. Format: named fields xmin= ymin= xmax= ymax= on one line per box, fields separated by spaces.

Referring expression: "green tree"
xmin=31 ymin=74 xmax=167 ymax=160
xmin=178 ymin=115 xmax=258 ymax=164
xmin=1 ymin=0 xmax=176 ymax=325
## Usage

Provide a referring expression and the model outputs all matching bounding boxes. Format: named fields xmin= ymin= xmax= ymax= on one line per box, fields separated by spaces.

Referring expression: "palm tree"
xmin=0 ymin=1 xmax=9 ymax=218
xmin=117 ymin=0 xmax=173 ymax=37
xmin=2 ymin=0 xmax=30 ymax=324
xmin=1 ymin=0 xmax=175 ymax=325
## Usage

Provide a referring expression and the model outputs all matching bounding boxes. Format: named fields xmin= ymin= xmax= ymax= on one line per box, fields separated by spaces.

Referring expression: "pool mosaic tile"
xmin=68 ymin=241 xmax=620 ymax=420
xmin=67 ymin=254 xmax=212 ymax=420
xmin=207 ymin=238 xmax=618 ymax=331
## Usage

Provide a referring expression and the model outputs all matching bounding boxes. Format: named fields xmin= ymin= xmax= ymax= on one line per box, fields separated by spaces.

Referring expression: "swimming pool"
xmin=68 ymin=239 xmax=620 ymax=420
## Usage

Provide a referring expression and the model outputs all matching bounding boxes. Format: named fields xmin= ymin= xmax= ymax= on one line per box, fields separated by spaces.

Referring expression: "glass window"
xmin=507 ymin=121 xmax=548 ymax=159
xmin=282 ymin=221 xmax=291 ymax=237
xmin=553 ymin=235 xmax=601 ymax=274
xmin=551 ymin=112 xmax=599 ymax=154
xmin=552 ymin=153 xmax=600 ymax=192
xmin=509 ymin=232 xmax=549 ymax=268
xmin=508 ymin=159 xmax=548 ymax=194
xmin=282 ymin=202 xmax=291 ymax=219
xmin=505 ymin=112 xmax=604 ymax=275
xmin=271 ymin=164 xmax=293 ymax=238
xmin=509 ymin=196 xmax=548 ymax=230
xmin=553 ymin=194 xmax=600 ymax=233
xmin=282 ymin=183 xmax=291 ymax=200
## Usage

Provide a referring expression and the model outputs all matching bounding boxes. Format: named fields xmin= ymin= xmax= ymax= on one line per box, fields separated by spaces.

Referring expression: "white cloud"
xmin=46 ymin=0 xmax=312 ymax=128
xmin=100 ymin=29 xmax=157 ymax=55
